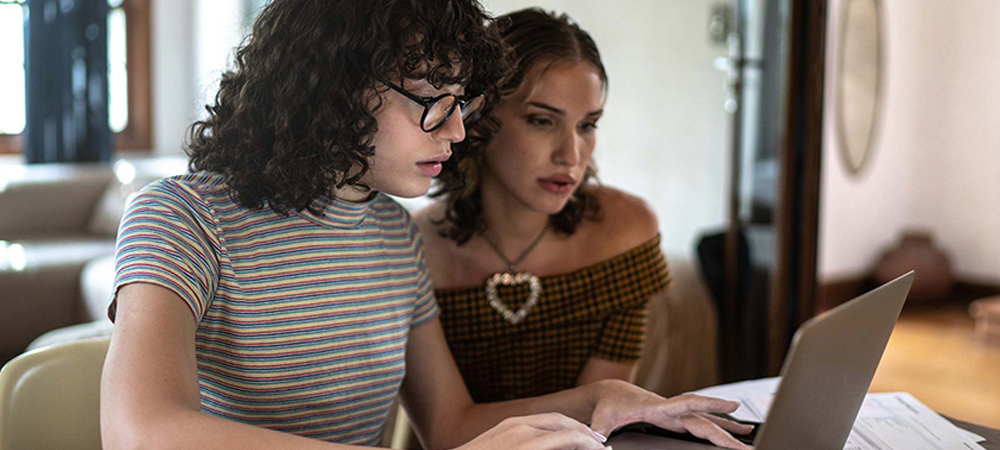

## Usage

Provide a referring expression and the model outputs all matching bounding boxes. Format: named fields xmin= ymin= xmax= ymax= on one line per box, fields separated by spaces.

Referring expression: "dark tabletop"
xmin=949 ymin=417 xmax=1000 ymax=450
xmin=606 ymin=417 xmax=1000 ymax=449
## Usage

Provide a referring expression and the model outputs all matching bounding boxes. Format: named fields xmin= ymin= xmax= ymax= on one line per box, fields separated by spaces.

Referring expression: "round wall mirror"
xmin=836 ymin=0 xmax=883 ymax=175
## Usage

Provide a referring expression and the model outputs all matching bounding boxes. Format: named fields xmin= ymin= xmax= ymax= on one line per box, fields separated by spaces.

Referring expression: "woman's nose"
xmin=553 ymin=130 xmax=582 ymax=166
xmin=435 ymin=109 xmax=466 ymax=143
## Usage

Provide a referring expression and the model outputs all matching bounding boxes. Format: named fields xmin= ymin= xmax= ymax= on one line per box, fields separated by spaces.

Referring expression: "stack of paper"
xmin=693 ymin=377 xmax=987 ymax=450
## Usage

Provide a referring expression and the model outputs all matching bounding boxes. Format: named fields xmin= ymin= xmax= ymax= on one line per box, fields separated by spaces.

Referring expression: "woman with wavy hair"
xmin=418 ymin=7 xmax=676 ymax=403
xmin=100 ymin=1 xmax=752 ymax=449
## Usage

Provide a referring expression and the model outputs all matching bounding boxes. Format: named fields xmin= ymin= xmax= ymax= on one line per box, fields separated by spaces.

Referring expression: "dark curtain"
xmin=24 ymin=0 xmax=111 ymax=164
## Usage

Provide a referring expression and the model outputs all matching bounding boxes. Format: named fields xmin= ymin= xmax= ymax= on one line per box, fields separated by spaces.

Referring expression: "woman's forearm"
xmin=102 ymin=403 xmax=368 ymax=450
xmin=453 ymin=380 xmax=609 ymax=440
xmin=576 ymin=357 xmax=639 ymax=386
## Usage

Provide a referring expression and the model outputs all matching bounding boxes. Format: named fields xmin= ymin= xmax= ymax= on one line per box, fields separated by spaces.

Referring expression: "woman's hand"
xmin=588 ymin=380 xmax=754 ymax=450
xmin=455 ymin=413 xmax=608 ymax=450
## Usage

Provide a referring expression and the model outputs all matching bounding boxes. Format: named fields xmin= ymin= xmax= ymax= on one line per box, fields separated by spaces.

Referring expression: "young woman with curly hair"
xmin=100 ymin=1 xmax=752 ymax=449
xmin=417 ymin=6 xmax=693 ymax=408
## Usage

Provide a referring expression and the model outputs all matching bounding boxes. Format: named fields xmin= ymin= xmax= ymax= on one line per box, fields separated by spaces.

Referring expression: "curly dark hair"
xmin=186 ymin=0 xmax=508 ymax=215
xmin=432 ymin=8 xmax=607 ymax=244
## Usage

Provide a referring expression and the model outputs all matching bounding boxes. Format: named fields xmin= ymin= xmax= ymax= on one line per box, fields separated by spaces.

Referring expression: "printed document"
xmin=693 ymin=377 xmax=986 ymax=450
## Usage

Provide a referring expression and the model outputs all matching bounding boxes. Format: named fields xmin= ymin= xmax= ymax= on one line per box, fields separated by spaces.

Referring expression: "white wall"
xmin=193 ymin=0 xmax=248 ymax=124
xmin=148 ymin=0 xmax=246 ymax=156
xmin=150 ymin=0 xmax=196 ymax=156
xmin=484 ymin=0 xmax=731 ymax=256
xmin=819 ymin=0 xmax=1000 ymax=283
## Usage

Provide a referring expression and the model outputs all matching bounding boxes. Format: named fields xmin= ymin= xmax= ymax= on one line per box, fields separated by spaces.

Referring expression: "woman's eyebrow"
xmin=526 ymin=102 xmax=603 ymax=117
xmin=526 ymin=101 xmax=564 ymax=115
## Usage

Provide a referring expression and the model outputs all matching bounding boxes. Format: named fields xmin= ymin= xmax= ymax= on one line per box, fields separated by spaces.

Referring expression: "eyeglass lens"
xmin=423 ymin=95 xmax=485 ymax=131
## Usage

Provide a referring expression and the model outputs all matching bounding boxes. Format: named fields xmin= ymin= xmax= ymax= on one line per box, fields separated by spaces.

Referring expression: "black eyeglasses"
xmin=382 ymin=81 xmax=486 ymax=132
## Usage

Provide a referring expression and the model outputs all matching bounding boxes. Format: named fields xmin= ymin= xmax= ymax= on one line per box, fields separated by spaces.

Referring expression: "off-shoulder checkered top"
xmin=437 ymin=235 xmax=670 ymax=402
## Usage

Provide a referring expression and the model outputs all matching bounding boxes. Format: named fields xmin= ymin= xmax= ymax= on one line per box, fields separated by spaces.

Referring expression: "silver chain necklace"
xmin=480 ymin=226 xmax=547 ymax=325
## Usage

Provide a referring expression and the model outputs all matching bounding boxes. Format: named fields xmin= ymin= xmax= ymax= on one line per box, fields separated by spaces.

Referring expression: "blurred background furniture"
xmin=635 ymin=252 xmax=720 ymax=396
xmin=0 ymin=337 xmax=111 ymax=450
xmin=0 ymin=163 xmax=115 ymax=364
xmin=971 ymin=296 xmax=1000 ymax=345
xmin=0 ymin=157 xmax=186 ymax=364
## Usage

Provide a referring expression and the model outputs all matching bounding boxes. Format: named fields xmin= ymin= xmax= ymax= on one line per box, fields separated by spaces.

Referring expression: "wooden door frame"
xmin=767 ymin=0 xmax=828 ymax=374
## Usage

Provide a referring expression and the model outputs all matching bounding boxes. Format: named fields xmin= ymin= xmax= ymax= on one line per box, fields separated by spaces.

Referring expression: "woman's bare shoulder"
xmin=582 ymin=186 xmax=660 ymax=257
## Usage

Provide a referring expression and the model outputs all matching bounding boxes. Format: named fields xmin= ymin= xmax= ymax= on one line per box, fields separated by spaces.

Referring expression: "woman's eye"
xmin=527 ymin=116 xmax=553 ymax=126
xmin=581 ymin=121 xmax=599 ymax=131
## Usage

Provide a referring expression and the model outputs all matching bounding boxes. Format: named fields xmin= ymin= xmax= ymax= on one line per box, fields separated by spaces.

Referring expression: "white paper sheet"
xmin=692 ymin=377 xmax=986 ymax=450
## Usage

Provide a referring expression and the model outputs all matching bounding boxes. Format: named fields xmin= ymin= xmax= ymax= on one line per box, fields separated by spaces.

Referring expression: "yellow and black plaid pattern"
xmin=437 ymin=235 xmax=670 ymax=402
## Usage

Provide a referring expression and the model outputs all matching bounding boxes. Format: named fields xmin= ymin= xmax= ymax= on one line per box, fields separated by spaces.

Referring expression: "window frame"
xmin=0 ymin=0 xmax=152 ymax=155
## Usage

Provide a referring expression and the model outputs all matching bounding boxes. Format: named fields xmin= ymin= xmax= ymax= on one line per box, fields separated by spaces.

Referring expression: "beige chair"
xmin=634 ymin=252 xmax=720 ymax=397
xmin=0 ymin=337 xmax=110 ymax=450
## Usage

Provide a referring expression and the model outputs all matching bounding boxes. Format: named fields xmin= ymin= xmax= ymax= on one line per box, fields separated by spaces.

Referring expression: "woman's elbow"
xmin=100 ymin=390 xmax=196 ymax=450
xmin=101 ymin=407 xmax=198 ymax=450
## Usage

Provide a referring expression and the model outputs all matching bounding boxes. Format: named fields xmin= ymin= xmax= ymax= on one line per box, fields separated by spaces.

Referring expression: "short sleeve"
xmin=108 ymin=179 xmax=221 ymax=323
xmin=592 ymin=236 xmax=671 ymax=361
xmin=410 ymin=223 xmax=439 ymax=327
xmin=594 ymin=304 xmax=648 ymax=361
xmin=411 ymin=257 xmax=440 ymax=327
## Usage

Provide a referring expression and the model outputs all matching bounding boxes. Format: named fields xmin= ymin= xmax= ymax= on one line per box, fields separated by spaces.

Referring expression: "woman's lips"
xmin=538 ymin=175 xmax=576 ymax=194
xmin=417 ymin=161 xmax=443 ymax=177
xmin=417 ymin=153 xmax=450 ymax=178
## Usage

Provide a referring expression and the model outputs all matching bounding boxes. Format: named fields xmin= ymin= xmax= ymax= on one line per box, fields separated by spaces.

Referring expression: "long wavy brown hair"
xmin=432 ymin=8 xmax=607 ymax=244
xmin=186 ymin=0 xmax=507 ymax=215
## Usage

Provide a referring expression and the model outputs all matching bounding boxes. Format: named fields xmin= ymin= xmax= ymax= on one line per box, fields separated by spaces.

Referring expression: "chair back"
xmin=0 ymin=337 xmax=110 ymax=450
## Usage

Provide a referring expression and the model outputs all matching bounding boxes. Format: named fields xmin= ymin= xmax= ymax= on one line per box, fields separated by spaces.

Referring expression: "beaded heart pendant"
xmin=484 ymin=272 xmax=542 ymax=324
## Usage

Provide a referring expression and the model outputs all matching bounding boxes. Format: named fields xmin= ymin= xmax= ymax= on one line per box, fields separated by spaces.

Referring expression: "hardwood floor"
xmin=869 ymin=302 xmax=1000 ymax=429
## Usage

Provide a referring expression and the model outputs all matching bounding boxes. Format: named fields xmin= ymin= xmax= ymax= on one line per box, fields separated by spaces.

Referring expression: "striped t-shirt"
xmin=109 ymin=172 xmax=438 ymax=445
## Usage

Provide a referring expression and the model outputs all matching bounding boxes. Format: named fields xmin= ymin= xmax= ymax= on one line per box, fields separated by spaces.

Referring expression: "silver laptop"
xmin=609 ymin=271 xmax=914 ymax=450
